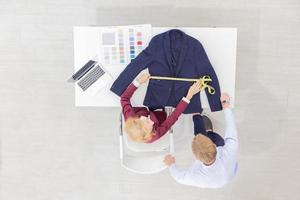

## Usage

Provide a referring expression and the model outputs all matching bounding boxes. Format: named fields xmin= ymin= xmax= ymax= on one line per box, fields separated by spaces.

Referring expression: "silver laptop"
xmin=69 ymin=60 xmax=113 ymax=96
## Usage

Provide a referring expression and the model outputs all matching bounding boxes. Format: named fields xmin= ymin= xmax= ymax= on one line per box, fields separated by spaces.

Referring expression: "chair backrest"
xmin=123 ymin=129 xmax=171 ymax=153
xmin=121 ymin=153 xmax=168 ymax=174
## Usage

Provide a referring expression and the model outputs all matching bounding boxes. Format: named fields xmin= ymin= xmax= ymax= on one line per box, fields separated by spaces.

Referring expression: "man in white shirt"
xmin=164 ymin=93 xmax=238 ymax=188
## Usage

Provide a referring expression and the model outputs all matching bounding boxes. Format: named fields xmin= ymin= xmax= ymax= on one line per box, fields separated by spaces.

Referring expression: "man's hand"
xmin=137 ymin=73 xmax=150 ymax=84
xmin=186 ymin=80 xmax=202 ymax=100
xmin=220 ymin=93 xmax=230 ymax=109
xmin=164 ymin=154 xmax=175 ymax=167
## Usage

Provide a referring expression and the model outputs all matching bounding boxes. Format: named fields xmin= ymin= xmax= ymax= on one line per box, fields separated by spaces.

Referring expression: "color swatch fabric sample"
xmin=98 ymin=24 xmax=151 ymax=66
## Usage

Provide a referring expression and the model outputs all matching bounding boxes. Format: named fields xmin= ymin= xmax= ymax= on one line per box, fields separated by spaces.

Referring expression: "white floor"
xmin=1 ymin=0 xmax=300 ymax=199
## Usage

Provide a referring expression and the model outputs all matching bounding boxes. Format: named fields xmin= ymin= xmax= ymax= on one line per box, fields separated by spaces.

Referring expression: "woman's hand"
xmin=186 ymin=80 xmax=202 ymax=100
xmin=137 ymin=73 xmax=150 ymax=84
xmin=220 ymin=93 xmax=230 ymax=109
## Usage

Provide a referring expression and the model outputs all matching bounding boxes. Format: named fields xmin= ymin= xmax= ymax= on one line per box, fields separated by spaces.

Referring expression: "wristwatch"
xmin=222 ymin=99 xmax=230 ymax=104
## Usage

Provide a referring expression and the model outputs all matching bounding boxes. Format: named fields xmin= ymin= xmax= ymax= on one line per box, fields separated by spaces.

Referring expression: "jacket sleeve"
xmin=120 ymin=83 xmax=138 ymax=120
xmin=110 ymin=37 xmax=157 ymax=96
xmin=195 ymin=42 xmax=222 ymax=112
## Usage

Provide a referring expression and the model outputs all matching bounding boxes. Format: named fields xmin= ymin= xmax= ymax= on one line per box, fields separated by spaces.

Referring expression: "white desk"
xmin=74 ymin=27 xmax=237 ymax=108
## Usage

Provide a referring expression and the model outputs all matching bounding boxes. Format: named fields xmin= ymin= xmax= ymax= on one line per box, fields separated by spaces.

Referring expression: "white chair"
xmin=119 ymin=108 xmax=174 ymax=174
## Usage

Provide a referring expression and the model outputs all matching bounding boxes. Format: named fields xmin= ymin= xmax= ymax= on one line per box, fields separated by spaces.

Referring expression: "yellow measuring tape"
xmin=150 ymin=75 xmax=216 ymax=95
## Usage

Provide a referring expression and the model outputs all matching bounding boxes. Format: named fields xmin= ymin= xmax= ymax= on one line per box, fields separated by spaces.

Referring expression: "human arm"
xmin=155 ymin=81 xmax=203 ymax=136
xmin=120 ymin=73 xmax=150 ymax=120
xmin=164 ymin=155 xmax=188 ymax=184
xmin=221 ymin=93 xmax=238 ymax=156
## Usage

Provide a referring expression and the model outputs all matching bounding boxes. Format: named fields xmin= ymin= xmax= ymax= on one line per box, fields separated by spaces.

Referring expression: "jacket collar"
xmin=163 ymin=29 xmax=188 ymax=76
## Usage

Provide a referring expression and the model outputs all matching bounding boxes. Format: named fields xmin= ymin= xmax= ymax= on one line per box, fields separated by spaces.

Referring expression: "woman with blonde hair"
xmin=121 ymin=73 xmax=202 ymax=143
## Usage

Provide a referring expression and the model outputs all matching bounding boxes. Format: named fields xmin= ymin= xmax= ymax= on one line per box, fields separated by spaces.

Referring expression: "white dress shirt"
xmin=169 ymin=108 xmax=238 ymax=188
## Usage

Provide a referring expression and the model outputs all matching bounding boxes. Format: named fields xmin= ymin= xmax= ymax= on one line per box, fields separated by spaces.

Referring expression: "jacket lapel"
xmin=175 ymin=32 xmax=188 ymax=76
xmin=163 ymin=30 xmax=188 ymax=76
xmin=163 ymin=31 xmax=174 ymax=74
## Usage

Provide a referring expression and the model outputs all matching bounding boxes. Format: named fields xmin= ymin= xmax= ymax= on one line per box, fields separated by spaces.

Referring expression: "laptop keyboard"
xmin=72 ymin=60 xmax=96 ymax=81
xmin=77 ymin=65 xmax=105 ymax=91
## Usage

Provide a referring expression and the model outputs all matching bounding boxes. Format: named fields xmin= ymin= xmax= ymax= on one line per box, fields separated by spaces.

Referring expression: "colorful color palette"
xmin=111 ymin=47 xmax=117 ymax=61
xmin=99 ymin=25 xmax=148 ymax=65
xmin=136 ymin=31 xmax=143 ymax=54
xmin=129 ymin=28 xmax=135 ymax=60
xmin=118 ymin=29 xmax=125 ymax=63
xmin=103 ymin=47 xmax=110 ymax=64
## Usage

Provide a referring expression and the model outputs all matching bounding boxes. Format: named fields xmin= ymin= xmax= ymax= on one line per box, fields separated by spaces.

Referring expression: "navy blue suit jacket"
xmin=111 ymin=29 xmax=222 ymax=113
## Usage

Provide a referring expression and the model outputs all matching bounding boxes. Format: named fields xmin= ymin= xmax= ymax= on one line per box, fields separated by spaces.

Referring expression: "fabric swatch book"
xmin=97 ymin=24 xmax=152 ymax=66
